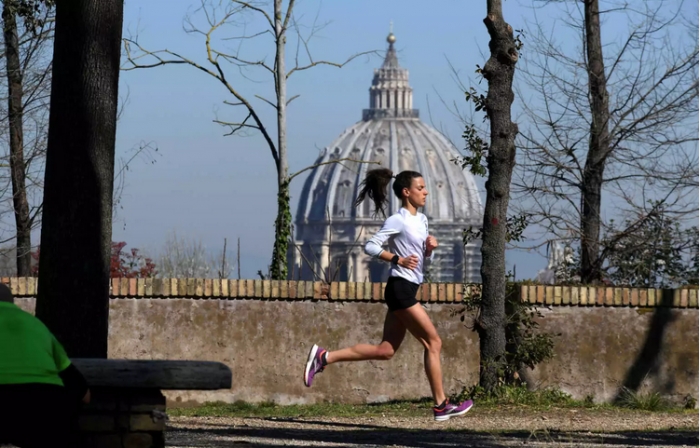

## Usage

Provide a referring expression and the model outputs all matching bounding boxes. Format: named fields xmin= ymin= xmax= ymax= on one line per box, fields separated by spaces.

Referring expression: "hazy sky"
xmin=111 ymin=0 xmax=697 ymax=280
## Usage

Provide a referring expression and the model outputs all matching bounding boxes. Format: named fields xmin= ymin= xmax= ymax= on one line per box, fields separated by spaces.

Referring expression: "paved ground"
xmin=165 ymin=408 xmax=699 ymax=447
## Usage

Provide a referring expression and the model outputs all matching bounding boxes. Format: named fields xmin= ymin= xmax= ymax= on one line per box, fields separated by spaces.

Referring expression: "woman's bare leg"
xmin=326 ymin=311 xmax=406 ymax=363
xmin=392 ymin=304 xmax=445 ymax=405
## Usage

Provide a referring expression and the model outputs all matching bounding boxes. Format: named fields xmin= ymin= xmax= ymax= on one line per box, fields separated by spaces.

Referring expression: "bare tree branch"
xmin=229 ymin=0 xmax=274 ymax=30
xmin=288 ymin=158 xmax=380 ymax=182
xmin=287 ymin=50 xmax=375 ymax=78
xmin=122 ymin=37 xmax=281 ymax=169
xmin=121 ymin=0 xmax=375 ymax=280
xmin=512 ymin=0 xmax=698 ymax=278
xmin=213 ymin=112 xmax=261 ymax=135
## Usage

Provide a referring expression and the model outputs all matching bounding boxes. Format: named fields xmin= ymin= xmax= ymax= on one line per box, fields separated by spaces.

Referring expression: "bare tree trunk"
xmin=270 ymin=0 xmax=290 ymax=280
xmin=478 ymin=0 xmax=519 ymax=390
xmin=580 ymin=0 xmax=610 ymax=284
xmin=121 ymin=0 xmax=365 ymax=281
xmin=35 ymin=0 xmax=123 ymax=357
xmin=2 ymin=4 xmax=32 ymax=276
xmin=219 ymin=237 xmax=227 ymax=279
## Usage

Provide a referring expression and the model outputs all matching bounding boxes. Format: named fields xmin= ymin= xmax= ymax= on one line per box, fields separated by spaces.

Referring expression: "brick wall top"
xmin=2 ymin=277 xmax=698 ymax=308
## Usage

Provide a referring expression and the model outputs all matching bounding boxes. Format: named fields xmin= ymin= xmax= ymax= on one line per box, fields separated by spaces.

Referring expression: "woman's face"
xmin=403 ymin=176 xmax=428 ymax=208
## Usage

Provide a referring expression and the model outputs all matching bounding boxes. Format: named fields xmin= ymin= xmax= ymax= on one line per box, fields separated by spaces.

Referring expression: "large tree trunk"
xmin=478 ymin=0 xmax=519 ymax=390
xmin=580 ymin=0 xmax=610 ymax=284
xmin=35 ymin=0 xmax=124 ymax=357
xmin=2 ymin=4 xmax=32 ymax=276
xmin=270 ymin=0 xmax=290 ymax=280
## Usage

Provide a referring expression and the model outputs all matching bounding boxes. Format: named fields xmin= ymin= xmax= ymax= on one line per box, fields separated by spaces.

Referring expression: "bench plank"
xmin=71 ymin=359 xmax=232 ymax=390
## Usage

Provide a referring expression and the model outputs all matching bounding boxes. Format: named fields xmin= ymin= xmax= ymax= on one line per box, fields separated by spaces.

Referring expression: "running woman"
xmin=303 ymin=168 xmax=473 ymax=422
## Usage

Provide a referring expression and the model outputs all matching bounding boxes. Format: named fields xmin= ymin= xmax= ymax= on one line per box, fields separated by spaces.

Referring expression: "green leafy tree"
xmin=559 ymin=205 xmax=699 ymax=288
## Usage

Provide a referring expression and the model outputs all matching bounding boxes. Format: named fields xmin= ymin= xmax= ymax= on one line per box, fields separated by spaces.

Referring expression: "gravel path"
xmin=166 ymin=408 xmax=698 ymax=447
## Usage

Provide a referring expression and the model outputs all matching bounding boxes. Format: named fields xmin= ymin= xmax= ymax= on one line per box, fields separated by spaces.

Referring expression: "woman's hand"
xmin=399 ymin=254 xmax=419 ymax=270
xmin=426 ymin=236 xmax=438 ymax=254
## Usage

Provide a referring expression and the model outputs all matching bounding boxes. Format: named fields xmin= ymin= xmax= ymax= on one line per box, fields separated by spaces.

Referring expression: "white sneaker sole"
xmin=303 ymin=344 xmax=319 ymax=387
xmin=434 ymin=402 xmax=473 ymax=421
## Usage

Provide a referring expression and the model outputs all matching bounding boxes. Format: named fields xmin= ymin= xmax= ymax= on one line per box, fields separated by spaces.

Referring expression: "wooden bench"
xmin=72 ymin=359 xmax=232 ymax=448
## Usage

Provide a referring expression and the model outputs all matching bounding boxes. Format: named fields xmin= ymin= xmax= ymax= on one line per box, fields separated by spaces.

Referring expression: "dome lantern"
xmin=363 ymin=29 xmax=418 ymax=121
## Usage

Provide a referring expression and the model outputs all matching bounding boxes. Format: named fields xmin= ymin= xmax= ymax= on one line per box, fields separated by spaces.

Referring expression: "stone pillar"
xmin=79 ymin=388 xmax=166 ymax=448
xmin=292 ymin=244 xmax=302 ymax=280
xmin=349 ymin=251 xmax=359 ymax=281
xmin=319 ymin=243 xmax=330 ymax=280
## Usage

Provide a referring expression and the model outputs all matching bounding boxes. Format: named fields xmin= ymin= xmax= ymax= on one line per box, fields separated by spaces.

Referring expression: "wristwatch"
xmin=391 ymin=255 xmax=400 ymax=265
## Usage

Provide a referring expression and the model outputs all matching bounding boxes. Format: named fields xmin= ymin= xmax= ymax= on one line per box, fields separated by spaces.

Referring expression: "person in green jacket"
xmin=0 ymin=283 xmax=90 ymax=447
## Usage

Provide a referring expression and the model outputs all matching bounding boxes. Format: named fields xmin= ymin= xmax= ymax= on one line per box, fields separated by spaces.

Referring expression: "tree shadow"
xmin=614 ymin=289 xmax=677 ymax=402
xmin=165 ymin=420 xmax=699 ymax=447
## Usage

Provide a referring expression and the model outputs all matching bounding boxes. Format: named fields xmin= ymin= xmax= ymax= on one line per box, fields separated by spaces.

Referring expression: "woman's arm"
xmin=423 ymin=215 xmax=437 ymax=269
xmin=364 ymin=214 xmax=419 ymax=270
xmin=364 ymin=214 xmax=402 ymax=258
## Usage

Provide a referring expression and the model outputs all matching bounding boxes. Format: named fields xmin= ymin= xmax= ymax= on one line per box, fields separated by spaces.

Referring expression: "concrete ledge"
xmin=72 ymin=359 xmax=232 ymax=390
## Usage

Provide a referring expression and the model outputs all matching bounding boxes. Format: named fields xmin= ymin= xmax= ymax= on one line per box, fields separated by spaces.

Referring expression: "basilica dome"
xmin=290 ymin=32 xmax=483 ymax=283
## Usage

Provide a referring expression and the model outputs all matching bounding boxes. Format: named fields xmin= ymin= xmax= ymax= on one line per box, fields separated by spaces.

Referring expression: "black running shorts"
xmin=384 ymin=276 xmax=420 ymax=311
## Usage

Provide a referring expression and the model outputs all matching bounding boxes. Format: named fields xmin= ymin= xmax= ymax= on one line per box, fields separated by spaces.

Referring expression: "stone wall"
xmin=11 ymin=278 xmax=698 ymax=406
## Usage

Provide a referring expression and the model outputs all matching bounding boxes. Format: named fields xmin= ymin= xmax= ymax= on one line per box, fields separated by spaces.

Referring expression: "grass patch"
xmin=169 ymin=385 xmax=695 ymax=418
xmin=456 ymin=384 xmax=584 ymax=409
xmin=616 ymin=387 xmax=672 ymax=411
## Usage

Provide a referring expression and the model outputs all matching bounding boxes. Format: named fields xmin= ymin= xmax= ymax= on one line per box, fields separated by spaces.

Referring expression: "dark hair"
xmin=354 ymin=168 xmax=423 ymax=216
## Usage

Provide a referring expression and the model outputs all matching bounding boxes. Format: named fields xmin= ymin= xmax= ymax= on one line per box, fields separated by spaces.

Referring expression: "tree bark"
xmin=580 ymin=0 xmax=610 ymax=284
xmin=35 ymin=0 xmax=123 ymax=358
xmin=478 ymin=0 xmax=519 ymax=390
xmin=2 ymin=3 xmax=32 ymax=276
xmin=270 ymin=0 xmax=289 ymax=280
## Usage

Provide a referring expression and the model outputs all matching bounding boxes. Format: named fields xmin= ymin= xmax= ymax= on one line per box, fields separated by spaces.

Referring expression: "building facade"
xmin=290 ymin=32 xmax=483 ymax=283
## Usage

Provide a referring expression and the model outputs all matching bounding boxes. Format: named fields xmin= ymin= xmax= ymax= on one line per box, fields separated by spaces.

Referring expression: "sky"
xmin=111 ymin=0 xmax=698 ymax=280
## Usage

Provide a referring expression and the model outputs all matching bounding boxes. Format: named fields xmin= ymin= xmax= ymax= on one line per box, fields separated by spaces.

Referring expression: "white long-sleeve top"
xmin=364 ymin=207 xmax=432 ymax=284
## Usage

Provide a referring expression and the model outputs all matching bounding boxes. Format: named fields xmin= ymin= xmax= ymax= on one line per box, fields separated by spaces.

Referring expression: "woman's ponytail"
xmin=354 ymin=168 xmax=394 ymax=217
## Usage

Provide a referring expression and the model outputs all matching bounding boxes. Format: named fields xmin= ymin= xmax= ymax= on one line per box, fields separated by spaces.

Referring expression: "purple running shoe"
xmin=303 ymin=344 xmax=327 ymax=387
xmin=433 ymin=399 xmax=473 ymax=421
